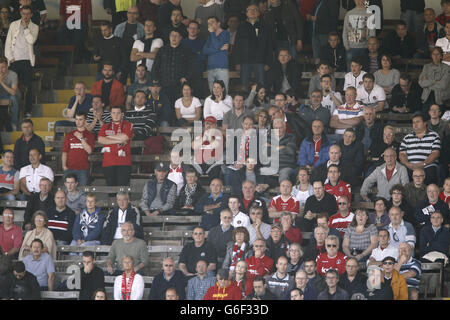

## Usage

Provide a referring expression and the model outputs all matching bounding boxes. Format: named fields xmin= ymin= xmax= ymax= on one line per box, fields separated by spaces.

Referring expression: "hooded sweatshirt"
xmin=203 ymin=282 xmax=242 ymax=300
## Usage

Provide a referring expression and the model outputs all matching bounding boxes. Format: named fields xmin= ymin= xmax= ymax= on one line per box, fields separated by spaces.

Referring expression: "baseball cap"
xmin=155 ymin=162 xmax=169 ymax=171
xmin=149 ymin=79 xmax=161 ymax=87
xmin=204 ymin=116 xmax=217 ymax=124
xmin=271 ymin=223 xmax=282 ymax=230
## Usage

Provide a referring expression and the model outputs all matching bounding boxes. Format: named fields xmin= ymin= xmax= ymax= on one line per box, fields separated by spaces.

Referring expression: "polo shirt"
xmin=332 ymin=102 xmax=364 ymax=135
xmin=178 ymin=241 xmax=218 ymax=274
xmin=269 ymin=195 xmax=299 ymax=223
xmin=385 ymin=220 xmax=416 ymax=248
xmin=368 ymin=244 xmax=399 ymax=265
xmin=435 ymin=37 xmax=450 ymax=66
xmin=343 ymin=71 xmax=367 ymax=91
xmin=321 ymin=92 xmax=343 ymax=116
xmin=231 ymin=211 xmax=251 ymax=229
xmin=0 ymin=166 xmax=19 ymax=191
xmin=23 ymin=252 xmax=55 ymax=288
xmin=19 ymin=164 xmax=54 ymax=193
xmin=62 ymin=129 xmax=95 ymax=170
xmin=329 ymin=212 xmax=355 ymax=237
xmin=98 ymin=120 xmax=133 ymax=167
xmin=0 ymin=223 xmax=23 ymax=253
xmin=356 ymin=84 xmax=386 ymax=108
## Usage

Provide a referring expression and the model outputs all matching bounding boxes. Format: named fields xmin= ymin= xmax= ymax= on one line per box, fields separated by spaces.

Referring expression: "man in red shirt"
xmin=57 ymin=0 xmax=92 ymax=63
xmin=62 ymin=112 xmax=95 ymax=187
xmin=269 ymin=180 xmax=300 ymax=224
xmin=328 ymin=195 xmax=354 ymax=237
xmin=246 ymin=238 xmax=273 ymax=281
xmin=324 ymin=164 xmax=352 ymax=203
xmin=280 ymin=212 xmax=302 ymax=244
xmin=98 ymin=105 xmax=133 ymax=186
xmin=0 ymin=208 xmax=23 ymax=258
xmin=316 ymin=235 xmax=347 ymax=276
xmin=90 ymin=63 xmax=125 ymax=109
xmin=436 ymin=0 xmax=450 ymax=26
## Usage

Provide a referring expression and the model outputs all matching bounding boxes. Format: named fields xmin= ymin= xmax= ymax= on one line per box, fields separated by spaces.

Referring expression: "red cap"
xmin=205 ymin=116 xmax=217 ymax=124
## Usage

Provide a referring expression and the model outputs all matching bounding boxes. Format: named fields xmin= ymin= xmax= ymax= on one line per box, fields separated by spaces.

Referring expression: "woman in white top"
xmin=374 ymin=54 xmax=400 ymax=96
xmin=291 ymin=167 xmax=313 ymax=215
xmin=203 ymin=80 xmax=232 ymax=123
xmin=175 ymin=82 xmax=202 ymax=126
xmin=114 ymin=256 xmax=145 ymax=300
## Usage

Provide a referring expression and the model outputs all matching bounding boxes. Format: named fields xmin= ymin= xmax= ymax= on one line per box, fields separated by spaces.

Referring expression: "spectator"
xmin=324 ymin=165 xmax=352 ymax=203
xmin=381 ymin=256 xmax=408 ymax=300
xmin=399 ymin=114 xmax=441 ymax=185
xmin=390 ymin=73 xmax=423 ymax=114
xmin=291 ymin=167 xmax=314 ymax=212
xmin=78 ymin=251 xmax=105 ymax=301
xmin=368 ymin=229 xmax=399 ymax=267
xmin=330 ymin=87 xmax=364 ymax=137
xmin=309 ymin=0 xmax=339 ymax=60
xmin=222 ymin=92 xmax=254 ymax=132
xmin=339 ymin=257 xmax=367 ymax=298
xmin=342 ymin=208 xmax=378 ymax=265
xmin=0 ymin=150 xmax=19 ymax=201
xmin=176 ymin=168 xmax=206 ymax=213
xmin=186 ymin=259 xmax=216 ymax=300
xmin=329 ymin=195 xmax=354 ymax=237
xmin=137 ymin=0 xmax=160 ymax=24
xmin=435 ymin=21 xmax=450 ymax=66
xmin=338 ymin=119 xmax=364 ymax=172
xmin=178 ymin=226 xmax=217 ymax=277
xmin=302 ymin=180 xmax=337 ymax=233
xmin=101 ymin=192 xmax=144 ymax=246
xmin=244 ymin=84 xmax=270 ymax=112
xmin=125 ymin=65 xmax=151 ymax=110
xmin=245 ymin=238 xmax=273 ymax=281
xmin=231 ymin=260 xmax=253 ymax=299
xmin=247 ymin=204 xmax=271 ymax=245
xmin=19 ymin=149 xmax=53 ymax=201
xmin=5 ymin=5 xmax=38 ymax=117
xmin=369 ymin=125 xmax=401 ymax=170
xmin=316 ymin=234 xmax=347 ymax=276
xmin=315 ymin=212 xmax=342 ymax=245
xmin=23 ymin=178 xmax=54 ymax=230
xmin=227 ymin=196 xmax=250 ymax=229
xmin=0 ymin=57 xmax=18 ymax=129
xmin=415 ymin=184 xmax=450 ymax=228
xmin=265 ymin=223 xmax=289 ymax=265
xmin=286 ymin=243 xmax=304 ymax=277
xmin=239 ymin=180 xmax=270 ymax=223
xmin=307 ymin=61 xmax=336 ymax=98
xmin=234 ymin=3 xmax=272 ymax=88
xmin=71 ymin=194 xmax=105 ymax=247
xmin=356 ymin=73 xmax=386 ymax=112
xmin=46 ymin=190 xmax=75 ymax=246
xmin=381 ymin=21 xmax=417 ymax=59
xmin=361 ymin=148 xmax=409 ymax=201
xmin=421 ymin=8 xmax=445 ymax=55
xmin=386 ymin=206 xmax=416 ymax=249
xmin=113 ymin=256 xmax=145 ymax=300
xmin=98 ymin=106 xmax=133 ymax=186
xmin=374 ymin=54 xmax=401 ymax=96
xmin=247 ymin=275 xmax=278 ymax=300
xmin=195 ymin=178 xmax=229 ymax=231
xmin=0 ymin=208 xmax=23 ymax=258
xmin=161 ymin=8 xmax=187 ymax=43
xmin=124 ymin=91 xmax=157 ymax=140
xmin=146 ymin=78 xmax=171 ymax=127
xmin=368 ymin=198 xmax=391 ymax=231
xmin=355 ymin=106 xmax=383 ymax=154
xmin=436 ymin=0 xmax=450 ymax=26
xmin=287 ymin=90 xmax=302 ymax=115
xmin=394 ymin=242 xmax=422 ymax=300
xmin=419 ymin=47 xmax=450 ymax=110
xmin=64 ymin=174 xmax=86 ymax=215
xmin=287 ymin=269 xmax=317 ymax=300
xmin=264 ymin=0 xmax=303 ymax=60
xmin=440 ymin=177 xmax=450 ymax=204
xmin=389 ymin=184 xmax=416 ymax=227
xmin=0 ymin=5 xmax=11 ymax=46
xmin=22 ymin=239 xmax=55 ymax=291
xmin=361 ymin=37 xmax=382 ymax=74
xmin=93 ymin=289 xmax=107 ymax=300
xmin=93 ymin=21 xmax=122 ymax=78
xmin=298 ymin=92 xmax=331 ymax=130
xmin=174 ymin=82 xmax=202 ymax=126
xmin=203 ymin=80 xmax=232 ymax=123
xmin=223 ymin=0 xmax=249 ymax=20
xmin=318 ymin=74 xmax=342 ymax=118
xmin=10 ymin=261 xmax=40 ymax=300
xmin=207 ymin=209 xmax=234 ymax=266
xmin=203 ymin=268 xmax=241 ymax=300
xmin=265 ymin=49 xmax=301 ymax=97
xmin=222 ymin=227 xmax=252 ymax=273
xmin=280 ymin=212 xmax=302 ymax=244
xmin=317 ymin=268 xmax=349 ymax=300
xmin=311 ymin=144 xmax=348 ymax=183
xmin=90 ymin=63 xmax=125 ymax=109
xmin=419 ymin=211 xmax=450 ymax=259
xmin=13 ymin=119 xmax=45 ymax=170
xmin=157 ymin=0 xmax=185 ymax=31
xmin=265 ymin=255 xmax=295 ymax=299
xmin=343 ymin=59 xmax=366 ymax=91
xmin=342 ymin=0 xmax=376 ymax=69
xmin=85 ymin=96 xmax=112 ymax=134
xmin=320 ymin=31 xmax=346 ymax=72
xmin=364 ymin=264 xmax=394 ymax=300
xmin=303 ymin=225 xmax=327 ymax=261
xmin=195 ymin=0 xmax=224 ymax=39
xmin=61 ymin=112 xmax=94 ymax=187
xmin=148 ymin=257 xmax=186 ymax=300
xmin=140 ymin=162 xmax=177 ymax=216
xmin=203 ymin=16 xmax=230 ymax=92
xmin=269 ymin=180 xmax=300 ymax=223
xmin=56 ymin=82 xmax=93 ymax=132
xmin=427 ymin=104 xmax=450 ymax=139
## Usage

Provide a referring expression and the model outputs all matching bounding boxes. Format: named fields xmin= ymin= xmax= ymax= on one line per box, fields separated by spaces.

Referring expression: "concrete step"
xmin=68 ymin=63 xmax=97 ymax=77
xmin=41 ymin=103 xmax=67 ymax=117
xmin=30 ymin=117 xmax=65 ymax=131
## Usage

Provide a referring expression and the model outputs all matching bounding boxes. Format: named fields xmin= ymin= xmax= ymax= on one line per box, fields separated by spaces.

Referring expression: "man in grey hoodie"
xmin=64 ymin=173 xmax=86 ymax=215
xmin=342 ymin=0 xmax=376 ymax=70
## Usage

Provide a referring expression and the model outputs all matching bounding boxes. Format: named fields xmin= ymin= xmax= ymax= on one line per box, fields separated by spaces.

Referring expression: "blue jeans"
xmin=312 ymin=34 xmax=329 ymax=60
xmin=63 ymin=169 xmax=89 ymax=187
xmin=240 ymin=63 xmax=265 ymax=86
xmin=346 ymin=48 xmax=367 ymax=72
xmin=0 ymin=194 xmax=16 ymax=201
xmin=207 ymin=68 xmax=229 ymax=93
xmin=0 ymin=93 xmax=19 ymax=126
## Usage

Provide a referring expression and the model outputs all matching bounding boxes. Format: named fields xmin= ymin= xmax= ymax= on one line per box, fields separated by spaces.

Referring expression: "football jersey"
xmin=329 ymin=212 xmax=355 ymax=237
xmin=269 ymin=195 xmax=300 ymax=223
xmin=356 ymin=84 xmax=386 ymax=109
xmin=344 ymin=71 xmax=367 ymax=91
xmin=332 ymin=103 xmax=364 ymax=135
xmin=316 ymin=251 xmax=347 ymax=276
xmin=324 ymin=180 xmax=352 ymax=203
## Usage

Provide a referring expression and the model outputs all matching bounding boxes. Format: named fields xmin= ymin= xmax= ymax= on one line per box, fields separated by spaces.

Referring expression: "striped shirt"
xmin=186 ymin=275 xmax=216 ymax=300
xmin=125 ymin=108 xmax=157 ymax=140
xmin=399 ymin=130 xmax=441 ymax=167
xmin=399 ymin=257 xmax=422 ymax=289
xmin=332 ymin=102 xmax=364 ymax=135
xmin=85 ymin=110 xmax=112 ymax=134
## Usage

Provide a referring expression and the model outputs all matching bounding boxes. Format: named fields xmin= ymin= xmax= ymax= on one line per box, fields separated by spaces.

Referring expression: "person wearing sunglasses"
xmin=329 ymin=195 xmax=354 ymax=237
xmin=381 ymin=256 xmax=408 ymax=300
xmin=148 ymin=257 xmax=187 ymax=300
xmin=316 ymin=235 xmax=347 ymax=277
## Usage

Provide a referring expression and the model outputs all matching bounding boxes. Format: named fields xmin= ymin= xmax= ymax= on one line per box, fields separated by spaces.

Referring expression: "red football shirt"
xmin=63 ymin=129 xmax=95 ymax=170
xmin=60 ymin=0 xmax=92 ymax=23
xmin=316 ymin=251 xmax=347 ymax=276
xmin=98 ymin=120 xmax=133 ymax=167
xmin=269 ymin=195 xmax=300 ymax=223
xmin=246 ymin=255 xmax=274 ymax=280
xmin=329 ymin=212 xmax=355 ymax=237
xmin=439 ymin=192 xmax=450 ymax=205
xmin=324 ymin=180 xmax=352 ymax=203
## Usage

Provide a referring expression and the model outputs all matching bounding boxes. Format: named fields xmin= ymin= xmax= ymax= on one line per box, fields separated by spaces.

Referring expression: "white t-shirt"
xmin=175 ymin=97 xmax=202 ymax=119
xmin=203 ymin=95 xmax=233 ymax=120
xmin=435 ymin=37 xmax=450 ymax=66
xmin=19 ymin=164 xmax=54 ymax=193
xmin=344 ymin=71 xmax=367 ymax=91
xmin=321 ymin=91 xmax=343 ymax=115
xmin=368 ymin=244 xmax=399 ymax=266
xmin=332 ymin=102 xmax=364 ymax=135
xmin=132 ymin=38 xmax=164 ymax=71
xmin=356 ymin=84 xmax=386 ymax=109
xmin=232 ymin=211 xmax=251 ymax=229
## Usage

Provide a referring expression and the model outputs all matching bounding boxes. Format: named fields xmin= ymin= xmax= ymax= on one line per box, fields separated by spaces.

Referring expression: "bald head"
xmin=329 ymin=145 xmax=341 ymax=162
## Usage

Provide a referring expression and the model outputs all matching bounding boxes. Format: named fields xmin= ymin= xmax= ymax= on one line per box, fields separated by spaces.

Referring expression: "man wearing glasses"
xmin=178 ymin=226 xmax=217 ymax=278
xmin=385 ymin=206 xmax=416 ymax=250
xmin=316 ymin=235 xmax=347 ymax=277
xmin=148 ymin=257 xmax=187 ymax=300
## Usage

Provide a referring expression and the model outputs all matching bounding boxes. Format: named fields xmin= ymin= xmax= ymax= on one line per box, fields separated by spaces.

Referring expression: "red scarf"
xmin=231 ymin=242 xmax=246 ymax=269
xmin=121 ymin=271 xmax=136 ymax=300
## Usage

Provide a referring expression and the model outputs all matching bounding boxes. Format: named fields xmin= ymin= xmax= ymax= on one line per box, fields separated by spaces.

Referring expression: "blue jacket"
xmin=195 ymin=192 xmax=230 ymax=231
xmin=419 ymin=225 xmax=450 ymax=257
xmin=202 ymin=30 xmax=230 ymax=70
xmin=415 ymin=198 xmax=450 ymax=227
xmin=114 ymin=21 xmax=145 ymax=39
xmin=297 ymin=135 xmax=331 ymax=167
xmin=148 ymin=270 xmax=187 ymax=300
xmin=100 ymin=204 xmax=144 ymax=245
xmin=72 ymin=208 xmax=105 ymax=242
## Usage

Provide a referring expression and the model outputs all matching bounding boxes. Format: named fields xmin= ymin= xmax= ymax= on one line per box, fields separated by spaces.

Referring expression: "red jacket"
xmin=203 ymin=282 xmax=242 ymax=300
xmin=90 ymin=79 xmax=125 ymax=107
xmin=284 ymin=226 xmax=302 ymax=245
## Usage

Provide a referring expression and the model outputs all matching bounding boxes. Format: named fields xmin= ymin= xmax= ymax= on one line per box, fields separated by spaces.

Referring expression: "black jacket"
xmin=400 ymin=0 xmax=425 ymax=13
xmin=390 ymin=81 xmax=423 ymax=113
xmin=148 ymin=270 xmax=187 ymax=300
xmin=100 ymin=204 xmax=144 ymax=245
xmin=355 ymin=120 xmax=384 ymax=151
xmin=370 ymin=140 xmax=400 ymax=167
xmin=206 ymin=225 xmax=234 ymax=261
xmin=24 ymin=193 xmax=55 ymax=229
xmin=265 ymin=235 xmax=289 ymax=269
xmin=10 ymin=271 xmax=41 ymax=300
xmin=360 ymin=50 xmax=383 ymax=73
xmin=157 ymin=1 xmax=183 ymax=30
xmin=13 ymin=134 xmax=46 ymax=169
xmin=320 ymin=42 xmax=347 ymax=72
xmin=381 ymin=31 xmax=417 ymax=58
xmin=314 ymin=0 xmax=340 ymax=35
xmin=176 ymin=184 xmax=206 ymax=211
xmin=337 ymin=139 xmax=365 ymax=185
xmin=264 ymin=0 xmax=303 ymax=45
xmin=265 ymin=60 xmax=302 ymax=97
xmin=312 ymin=162 xmax=350 ymax=186
xmin=151 ymin=44 xmax=194 ymax=87
xmin=388 ymin=199 xmax=415 ymax=227
xmin=419 ymin=225 xmax=450 ymax=257
xmin=247 ymin=288 xmax=278 ymax=300
xmin=79 ymin=265 xmax=105 ymax=300
xmin=234 ymin=19 xmax=273 ymax=65
xmin=286 ymin=112 xmax=313 ymax=147
xmin=303 ymin=241 xmax=327 ymax=260
xmin=365 ymin=282 xmax=394 ymax=300
xmin=339 ymin=272 xmax=367 ymax=297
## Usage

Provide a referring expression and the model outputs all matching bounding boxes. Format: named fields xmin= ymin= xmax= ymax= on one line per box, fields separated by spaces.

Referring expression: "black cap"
xmin=150 ymin=79 xmax=161 ymax=87
xmin=155 ymin=162 xmax=169 ymax=171
xmin=382 ymin=256 xmax=396 ymax=263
